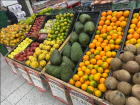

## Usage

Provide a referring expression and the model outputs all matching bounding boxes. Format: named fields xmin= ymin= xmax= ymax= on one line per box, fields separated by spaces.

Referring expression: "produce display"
xmin=70 ymin=14 xmax=95 ymax=45
xmin=38 ymin=7 xmax=53 ymax=15
xmin=25 ymin=39 xmax=62 ymax=69
xmin=125 ymin=12 xmax=140 ymax=48
xmin=39 ymin=19 xmax=56 ymax=33
xmin=8 ymin=37 xmax=33 ymax=59
xmin=0 ymin=24 xmax=30 ymax=47
xmin=105 ymin=45 xmax=140 ymax=105
xmin=45 ymin=42 xmax=84 ymax=82
xmin=27 ymin=16 xmax=45 ymax=36
xmin=95 ymin=10 xmax=130 ymax=50
xmin=47 ymin=13 xmax=74 ymax=42
xmin=14 ymin=42 xmax=40 ymax=62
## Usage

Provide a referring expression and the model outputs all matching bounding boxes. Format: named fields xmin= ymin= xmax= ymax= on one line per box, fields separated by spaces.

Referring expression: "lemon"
xmin=40 ymin=60 xmax=46 ymax=67
xmin=35 ymin=47 xmax=40 ymax=52
xmin=38 ymin=54 xmax=45 ymax=60
xmin=46 ymin=41 xmax=51 ymax=46
xmin=42 ymin=50 xmax=48 ymax=54
xmin=53 ymin=44 xmax=59 ymax=49
xmin=33 ymin=53 xmax=38 ymax=58
xmin=45 ymin=54 xmax=50 ymax=60
xmin=35 ymin=50 xmax=42 ymax=56
xmin=39 ymin=43 xmax=44 ymax=49
xmin=46 ymin=45 xmax=51 ymax=51
xmin=29 ymin=56 xmax=33 ymax=61
xmin=31 ymin=61 xmax=39 ymax=68
xmin=26 ymin=60 xmax=31 ymax=66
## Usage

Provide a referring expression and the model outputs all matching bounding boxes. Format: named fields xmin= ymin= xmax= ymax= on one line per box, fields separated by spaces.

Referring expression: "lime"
xmin=55 ymin=31 xmax=59 ymax=35
xmin=56 ymin=22 xmax=59 ymax=25
xmin=66 ymin=29 xmax=68 ymax=32
xmin=96 ymin=30 xmax=101 ymax=35
xmin=54 ymin=28 xmax=57 ymax=31
xmin=61 ymin=38 xmax=65 ymax=42
xmin=66 ymin=26 xmax=69 ymax=29
xmin=70 ymin=13 xmax=74 ymax=17
xmin=61 ymin=17 xmax=64 ymax=20
xmin=57 ymin=27 xmax=60 ymax=31
xmin=67 ymin=13 xmax=70 ymax=17
xmin=64 ymin=19 xmax=67 ymax=22
xmin=64 ymin=22 xmax=67 ymax=25
xmin=90 ymin=80 xmax=97 ymax=88
xmin=65 ymin=32 xmax=67 ymax=35
xmin=61 ymin=23 xmax=64 ymax=27
xmin=63 ymin=13 xmax=67 ymax=18
xmin=60 ymin=36 xmax=63 ymax=39
xmin=59 ymin=13 xmax=63 ymax=17
xmin=62 ymin=33 xmax=65 ymax=36
xmin=63 ymin=27 xmax=66 ymax=30
xmin=50 ymin=35 xmax=53 ymax=38
xmin=56 ymin=37 xmax=60 ymax=40
xmin=52 ymin=30 xmax=54 ymax=34
xmin=58 ymin=25 xmax=60 ymax=28
xmin=58 ymin=34 xmax=61 ymax=37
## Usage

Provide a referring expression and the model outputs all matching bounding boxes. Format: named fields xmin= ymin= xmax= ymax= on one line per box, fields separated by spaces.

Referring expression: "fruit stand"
xmin=1 ymin=2 xmax=140 ymax=105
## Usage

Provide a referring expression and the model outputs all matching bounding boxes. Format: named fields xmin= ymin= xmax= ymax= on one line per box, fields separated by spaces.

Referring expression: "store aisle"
xmin=0 ymin=53 xmax=66 ymax=105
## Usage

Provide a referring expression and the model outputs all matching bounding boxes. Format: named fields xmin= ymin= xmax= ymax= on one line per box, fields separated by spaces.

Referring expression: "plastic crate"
xmin=73 ymin=6 xmax=91 ymax=12
xmin=112 ymin=1 xmax=137 ymax=10
xmin=50 ymin=10 xmax=62 ymax=15
xmin=0 ymin=44 xmax=8 ymax=56
xmin=91 ymin=3 xmax=112 ymax=11
xmin=137 ymin=1 xmax=140 ymax=7
xmin=61 ymin=9 xmax=73 ymax=13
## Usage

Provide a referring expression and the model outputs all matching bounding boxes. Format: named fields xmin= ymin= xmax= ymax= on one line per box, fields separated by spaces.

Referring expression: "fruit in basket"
xmin=30 ymin=61 xmax=39 ymax=68
xmin=60 ymin=62 xmax=73 ymax=82
xmin=70 ymin=31 xmax=79 ymax=43
xmin=79 ymin=33 xmax=90 ymax=45
xmin=79 ymin=14 xmax=91 ymax=24
xmin=74 ymin=21 xmax=84 ymax=34
xmin=38 ymin=54 xmax=45 ymax=61
xmin=124 ymin=44 xmax=136 ymax=54
xmin=137 ymin=46 xmax=140 ymax=54
xmin=50 ymin=50 xmax=62 ymax=65
xmin=110 ymin=58 xmax=122 ymax=70
xmin=133 ymin=72 xmax=140 ymax=84
xmin=105 ymin=90 xmax=113 ymax=101
xmin=135 ymin=54 xmax=140 ymax=64
xmin=125 ymin=97 xmax=140 ymax=105
xmin=121 ymin=51 xmax=135 ymax=63
xmin=63 ymin=44 xmax=71 ymax=58
xmin=25 ymin=60 xmax=31 ymax=66
xmin=45 ymin=64 xmax=61 ymax=79
xmin=132 ymin=85 xmax=140 ymax=100
xmin=39 ymin=60 xmax=46 ymax=67
xmin=84 ymin=21 xmax=95 ymax=34
xmin=71 ymin=42 xmax=83 ymax=62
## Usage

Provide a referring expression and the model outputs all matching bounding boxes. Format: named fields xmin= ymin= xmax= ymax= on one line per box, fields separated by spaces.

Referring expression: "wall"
xmin=1 ymin=0 xmax=18 ymax=6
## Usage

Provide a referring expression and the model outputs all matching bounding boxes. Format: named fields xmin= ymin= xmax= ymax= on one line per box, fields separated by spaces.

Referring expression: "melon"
xmin=110 ymin=58 xmax=122 ymax=70
xmin=124 ymin=44 xmax=136 ymax=54
xmin=105 ymin=77 xmax=118 ymax=90
xmin=117 ymin=81 xmax=132 ymax=95
xmin=122 ymin=51 xmax=135 ymax=63
xmin=132 ymin=84 xmax=140 ymax=100
xmin=119 ymin=53 xmax=123 ymax=61
xmin=105 ymin=90 xmax=113 ymax=101
xmin=113 ymin=70 xmax=119 ymax=80
xmin=125 ymin=61 xmax=140 ymax=74
xmin=125 ymin=97 xmax=140 ymax=105
xmin=109 ymin=90 xmax=125 ymax=105
xmin=116 ymin=70 xmax=131 ymax=82
xmin=135 ymin=54 xmax=140 ymax=64
xmin=137 ymin=46 xmax=140 ymax=54
xmin=133 ymin=72 xmax=140 ymax=84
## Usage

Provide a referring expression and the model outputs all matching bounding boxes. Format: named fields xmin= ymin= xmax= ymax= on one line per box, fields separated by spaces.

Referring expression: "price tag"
xmin=6 ymin=46 xmax=12 ymax=52
xmin=102 ymin=102 xmax=109 ymax=105
xmin=67 ymin=86 xmax=94 ymax=105
xmin=49 ymin=82 xmax=68 ymax=103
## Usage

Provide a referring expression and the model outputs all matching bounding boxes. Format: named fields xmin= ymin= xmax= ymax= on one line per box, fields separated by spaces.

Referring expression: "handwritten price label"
xmin=70 ymin=93 xmax=92 ymax=105
xmin=49 ymin=82 xmax=68 ymax=103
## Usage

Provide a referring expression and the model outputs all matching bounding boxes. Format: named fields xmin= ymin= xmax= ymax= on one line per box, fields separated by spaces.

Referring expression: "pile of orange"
xmin=125 ymin=12 xmax=140 ymax=48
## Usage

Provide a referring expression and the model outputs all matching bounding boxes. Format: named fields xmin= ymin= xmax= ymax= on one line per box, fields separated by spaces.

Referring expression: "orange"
xmin=87 ymin=86 xmax=94 ymax=94
xmin=133 ymin=33 xmax=139 ymax=39
xmin=96 ymin=42 xmax=101 ymax=47
xmin=137 ymin=22 xmax=140 ymax=28
xmin=102 ymin=73 xmax=108 ymax=78
xmin=106 ymin=51 xmax=112 ymax=58
xmin=112 ymin=51 xmax=117 ymax=57
xmin=85 ymin=69 xmax=91 ymax=75
xmin=115 ymin=38 xmax=122 ymax=45
xmin=125 ymin=18 xmax=128 ymax=21
xmin=106 ymin=58 xmax=113 ymax=64
xmin=115 ymin=21 xmax=120 ymax=27
xmin=110 ymin=44 xmax=115 ymax=50
xmin=85 ymin=80 xmax=90 ymax=85
xmin=119 ymin=16 xmax=125 ymax=21
xmin=86 ymin=51 xmax=91 ymax=56
xmin=75 ymin=81 xmax=81 ymax=88
xmin=69 ymin=79 xmax=75 ymax=85
xmin=94 ymin=90 xmax=102 ymax=97
xmin=97 ymin=60 xmax=103 ymax=66
xmin=83 ymin=55 xmax=89 ymax=61
xmin=130 ymin=24 xmax=136 ymax=29
xmin=104 ymin=69 xmax=110 ymax=74
xmin=94 ymin=65 xmax=99 ymax=70
xmin=113 ymin=26 xmax=117 ymax=30
xmin=99 ymin=21 xmax=104 ymax=26
xmin=90 ymin=58 xmax=96 ymax=64
xmin=111 ymin=16 xmax=117 ymax=22
xmin=91 ymin=69 xmax=97 ymax=75
xmin=81 ymin=83 xmax=88 ymax=91
xmin=100 ymin=16 xmax=106 ymax=21
xmin=85 ymin=61 xmax=90 ymax=66
xmin=90 ymin=80 xmax=97 ymax=88
xmin=98 ymin=26 xmax=102 ymax=30
xmin=138 ymin=16 xmax=140 ymax=21
xmin=95 ymin=35 xmax=100 ymax=40
xmin=105 ymin=20 xmax=110 ymax=25
xmin=103 ymin=25 xmax=107 ymax=29
xmin=73 ymin=74 xmax=80 ymax=81
xmin=98 ymin=37 xmax=104 ymax=42
xmin=96 ymin=73 xmax=102 ymax=77
xmin=94 ymin=50 xmax=100 ymax=55
xmin=107 ymin=26 xmax=113 ymax=32
xmin=104 ymin=46 xmax=111 ymax=52
xmin=104 ymin=40 xmax=109 ymax=44
xmin=130 ymin=38 xmax=137 ymax=44
xmin=131 ymin=18 xmax=138 ymax=24
xmin=127 ymin=34 xmax=133 ymax=40
xmin=101 ymin=28 xmax=106 ymax=34
xmin=98 ymin=84 xmax=107 ymax=92
xmin=128 ymin=29 xmax=135 ymax=34
xmin=133 ymin=13 xmax=139 ymax=18
xmin=116 ymin=12 xmax=123 ymax=18
xmin=78 ymin=67 xmax=82 ymax=72
xmin=78 ymin=71 xmax=84 ymax=77
xmin=102 ymin=12 xmax=107 ymax=16
xmin=94 ymin=74 xmax=100 ymax=81
xmin=95 ymin=55 xmax=101 ymax=60
xmin=89 ymin=43 xmax=95 ymax=49
xmin=110 ymin=22 xmax=115 ymax=26
xmin=80 ymin=77 xmax=85 ymax=83
xmin=101 ymin=62 xmax=109 ymax=69
xmin=107 ymin=10 xmax=112 ymax=15
xmin=135 ymin=44 xmax=140 ymax=48
xmin=90 ymin=48 xmax=95 ymax=53
xmin=123 ymin=10 xmax=130 ymax=17
xmin=96 ymin=47 xmax=102 ymax=52
xmin=87 ymin=64 xmax=94 ymax=70
xmin=81 ymin=66 xmax=86 ymax=71
xmin=83 ymin=75 xmax=89 ymax=81
xmin=98 ymin=67 xmax=104 ymax=73
xmin=120 ymin=21 xmax=127 ymax=28
xmin=115 ymin=45 xmax=120 ymax=50
xmin=79 ymin=62 xmax=85 ymax=67
xmin=106 ymin=15 xmax=112 ymax=20
xmin=90 ymin=54 xmax=95 ymax=59
xmin=100 ymin=78 xmax=106 ymax=84
xmin=118 ymin=31 xmax=122 ymax=35
xmin=100 ymin=51 xmax=106 ymax=56
xmin=136 ymin=28 xmax=140 ymax=34
xmin=137 ymin=39 xmax=140 ymax=43
xmin=101 ymin=43 xmax=107 ymax=48
xmin=117 ymin=27 xmax=122 ymax=32
xmin=109 ymin=39 xmax=115 ymax=44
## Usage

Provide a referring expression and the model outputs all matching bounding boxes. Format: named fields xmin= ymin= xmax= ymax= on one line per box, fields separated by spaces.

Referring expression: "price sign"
xmin=45 ymin=75 xmax=69 ymax=104
xmin=15 ymin=63 xmax=32 ymax=85
xmin=27 ymin=68 xmax=46 ymax=92
xmin=5 ymin=58 xmax=18 ymax=75
xmin=67 ymin=86 xmax=94 ymax=105
xmin=6 ymin=46 xmax=12 ymax=52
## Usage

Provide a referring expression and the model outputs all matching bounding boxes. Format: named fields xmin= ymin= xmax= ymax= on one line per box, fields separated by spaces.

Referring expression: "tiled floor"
xmin=0 ymin=53 xmax=67 ymax=105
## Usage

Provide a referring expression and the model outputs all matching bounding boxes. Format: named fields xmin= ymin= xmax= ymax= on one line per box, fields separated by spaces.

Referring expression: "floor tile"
xmin=1 ymin=95 xmax=5 ymax=103
xmin=6 ymin=82 xmax=34 ymax=105
xmin=1 ymin=99 xmax=12 ymax=105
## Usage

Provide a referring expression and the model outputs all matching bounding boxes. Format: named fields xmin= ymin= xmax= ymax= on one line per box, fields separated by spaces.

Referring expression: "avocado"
xmin=45 ymin=64 xmax=61 ymax=79
xmin=84 ymin=21 xmax=95 ymax=34
xmin=74 ymin=21 xmax=84 ymax=34
xmin=79 ymin=14 xmax=91 ymax=24
xmin=63 ymin=44 xmax=71 ymax=58
xmin=50 ymin=50 xmax=62 ymax=65
xmin=79 ymin=32 xmax=90 ymax=45
xmin=71 ymin=42 xmax=83 ymax=62
xmin=70 ymin=31 xmax=79 ymax=43
xmin=60 ymin=62 xmax=73 ymax=82
xmin=62 ymin=56 xmax=75 ymax=70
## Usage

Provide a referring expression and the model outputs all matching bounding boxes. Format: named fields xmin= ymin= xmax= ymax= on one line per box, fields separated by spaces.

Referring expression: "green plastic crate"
xmin=61 ymin=9 xmax=73 ymax=13
xmin=137 ymin=1 xmax=140 ymax=8
xmin=0 ymin=51 xmax=8 ymax=56
xmin=112 ymin=1 xmax=137 ymax=10
xmin=0 ymin=44 xmax=8 ymax=56
xmin=50 ymin=10 xmax=62 ymax=15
